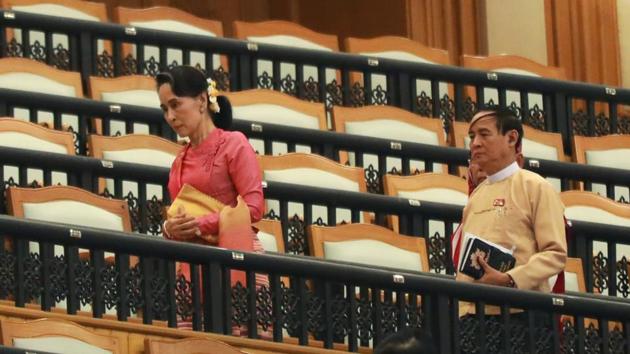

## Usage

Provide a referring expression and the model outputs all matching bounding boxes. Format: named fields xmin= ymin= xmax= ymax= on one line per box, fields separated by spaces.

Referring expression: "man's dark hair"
xmin=374 ymin=328 xmax=437 ymax=354
xmin=486 ymin=105 xmax=524 ymax=148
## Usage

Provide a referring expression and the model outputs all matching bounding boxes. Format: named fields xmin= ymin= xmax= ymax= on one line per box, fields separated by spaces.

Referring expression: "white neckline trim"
xmin=487 ymin=161 xmax=519 ymax=184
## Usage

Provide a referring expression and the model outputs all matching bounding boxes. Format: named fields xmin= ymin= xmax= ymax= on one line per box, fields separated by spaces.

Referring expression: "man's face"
xmin=468 ymin=113 xmax=512 ymax=173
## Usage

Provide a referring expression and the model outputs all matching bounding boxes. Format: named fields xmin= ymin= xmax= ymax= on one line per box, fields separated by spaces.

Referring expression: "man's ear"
xmin=508 ymin=129 xmax=519 ymax=146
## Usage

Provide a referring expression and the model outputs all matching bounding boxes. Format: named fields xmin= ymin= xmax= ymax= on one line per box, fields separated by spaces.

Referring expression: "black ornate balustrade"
xmin=1 ymin=10 xmax=630 ymax=154
xmin=1 ymin=144 xmax=630 ymax=288
xmin=2 ymin=215 xmax=630 ymax=353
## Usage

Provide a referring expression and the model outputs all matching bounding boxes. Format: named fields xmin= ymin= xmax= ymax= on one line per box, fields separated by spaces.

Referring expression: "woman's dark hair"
xmin=156 ymin=66 xmax=232 ymax=130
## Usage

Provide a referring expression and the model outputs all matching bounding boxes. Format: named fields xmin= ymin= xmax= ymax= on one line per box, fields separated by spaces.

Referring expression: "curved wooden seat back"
xmin=0 ymin=117 xmax=75 ymax=155
xmin=308 ymin=223 xmax=430 ymax=273
xmin=254 ymin=218 xmax=285 ymax=254
xmin=113 ymin=6 xmax=226 ymax=76
xmin=0 ymin=318 xmax=120 ymax=354
xmin=145 ymin=337 xmax=245 ymax=354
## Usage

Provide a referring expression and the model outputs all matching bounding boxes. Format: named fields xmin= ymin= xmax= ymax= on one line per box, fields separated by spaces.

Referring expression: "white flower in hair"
xmin=206 ymin=78 xmax=220 ymax=113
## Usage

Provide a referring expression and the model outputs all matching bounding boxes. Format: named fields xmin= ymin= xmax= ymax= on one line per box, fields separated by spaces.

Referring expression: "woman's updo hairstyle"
xmin=156 ymin=66 xmax=232 ymax=130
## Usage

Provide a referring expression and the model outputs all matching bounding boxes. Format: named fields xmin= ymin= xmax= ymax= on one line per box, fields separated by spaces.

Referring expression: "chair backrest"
xmin=344 ymin=35 xmax=450 ymax=66
xmin=226 ymin=89 xmax=328 ymax=130
xmin=332 ymin=105 xmax=446 ymax=172
xmin=1 ymin=0 xmax=107 ymax=22
xmin=564 ymin=257 xmax=586 ymax=293
xmin=258 ymin=152 xmax=367 ymax=193
xmin=114 ymin=6 xmax=223 ymax=37
xmin=0 ymin=117 xmax=75 ymax=155
xmin=232 ymin=20 xmax=338 ymax=52
xmin=0 ymin=57 xmax=83 ymax=98
xmin=452 ymin=121 xmax=565 ymax=161
xmin=144 ymin=337 xmax=244 ymax=354
xmin=560 ymin=190 xmax=630 ymax=228
xmin=88 ymin=134 xmax=180 ymax=168
xmin=0 ymin=318 xmax=120 ymax=354
xmin=254 ymin=218 xmax=285 ymax=253
xmin=308 ymin=223 xmax=430 ymax=273
xmin=7 ymin=185 xmax=132 ymax=232
xmin=461 ymin=54 xmax=566 ymax=80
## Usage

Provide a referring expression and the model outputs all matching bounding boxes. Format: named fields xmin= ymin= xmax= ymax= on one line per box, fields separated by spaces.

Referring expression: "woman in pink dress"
xmin=157 ymin=66 xmax=268 ymax=331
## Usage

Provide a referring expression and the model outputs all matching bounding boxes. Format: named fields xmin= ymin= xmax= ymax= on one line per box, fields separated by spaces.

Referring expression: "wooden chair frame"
xmin=560 ymin=190 xmax=630 ymax=220
xmin=0 ymin=117 xmax=75 ymax=154
xmin=572 ymin=134 xmax=630 ymax=165
xmin=1 ymin=0 xmax=107 ymax=21
xmin=225 ymin=89 xmax=328 ymax=130
xmin=113 ymin=6 xmax=226 ymax=71
xmin=332 ymin=105 xmax=446 ymax=168
xmin=0 ymin=57 xmax=84 ymax=97
xmin=254 ymin=218 xmax=285 ymax=254
xmin=7 ymin=185 xmax=132 ymax=232
xmin=0 ymin=318 xmax=120 ymax=353
xmin=461 ymin=54 xmax=566 ymax=80
xmin=144 ymin=337 xmax=244 ymax=354
xmin=308 ymin=223 xmax=430 ymax=273
xmin=232 ymin=20 xmax=339 ymax=51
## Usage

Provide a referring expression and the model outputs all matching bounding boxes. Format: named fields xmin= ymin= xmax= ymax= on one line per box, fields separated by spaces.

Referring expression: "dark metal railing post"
xmin=78 ymin=32 xmax=93 ymax=91
xmin=141 ymin=256 xmax=154 ymax=324
xmin=14 ymin=238 xmax=27 ymax=307
xmin=65 ymin=245 xmax=79 ymax=315
xmin=203 ymin=261 xmax=224 ymax=333
xmin=39 ymin=242 xmax=53 ymax=311
xmin=116 ymin=254 xmax=130 ymax=321
xmin=91 ymin=249 xmax=105 ymax=318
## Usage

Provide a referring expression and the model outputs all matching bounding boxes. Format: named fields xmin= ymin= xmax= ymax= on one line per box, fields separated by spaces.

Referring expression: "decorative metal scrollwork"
xmin=279 ymin=74 xmax=297 ymax=96
xmin=561 ymin=318 xmax=577 ymax=354
xmin=484 ymin=316 xmax=502 ymax=353
xmin=151 ymin=273 xmax=169 ymax=320
xmin=257 ymin=71 xmax=274 ymax=90
xmin=146 ymin=195 xmax=163 ymax=236
xmin=49 ymin=254 xmax=68 ymax=304
xmin=439 ymin=94 xmax=455 ymax=122
xmin=5 ymin=37 xmax=23 ymax=57
xmin=370 ymin=85 xmax=389 ymax=106
xmin=0 ymin=252 xmax=15 ymax=299
xmin=126 ymin=264 xmax=143 ymax=312
xmin=29 ymin=40 xmax=46 ymax=63
xmin=415 ymin=91 xmax=432 ymax=117
xmin=594 ymin=112 xmax=611 ymax=136
xmin=380 ymin=299 xmax=399 ymax=338
xmin=122 ymin=54 xmax=138 ymax=76
xmin=280 ymin=282 xmax=300 ymax=334
xmin=364 ymin=164 xmax=382 ymax=194
xmin=256 ymin=284 xmax=273 ymax=332
xmin=303 ymin=77 xmax=321 ymax=103
xmin=124 ymin=191 xmax=140 ymax=232
xmin=356 ymin=295 xmax=373 ymax=343
xmin=618 ymin=117 xmax=630 ymax=134
xmin=210 ymin=66 xmax=230 ymax=92
xmin=263 ymin=209 xmax=280 ymax=221
xmin=617 ymin=257 xmax=630 ymax=298
xmin=175 ymin=273 xmax=193 ymax=320
xmin=572 ymin=110 xmax=590 ymax=136
xmin=231 ymin=281 xmax=250 ymax=327
xmin=608 ymin=325 xmax=626 ymax=353
xmin=24 ymin=252 xmax=42 ymax=302
xmin=326 ymin=79 xmax=343 ymax=108
xmin=584 ymin=322 xmax=602 ymax=353
xmin=101 ymin=263 xmax=118 ymax=310
xmin=143 ymin=56 xmax=161 ymax=77
xmin=592 ymin=251 xmax=608 ymax=293
xmin=428 ymin=231 xmax=446 ymax=273
xmin=462 ymin=96 xmax=478 ymax=122
xmin=331 ymin=294 xmax=348 ymax=338
xmin=305 ymin=290 xmax=325 ymax=335
xmin=350 ymin=82 xmax=366 ymax=107
xmin=96 ymin=50 xmax=115 ymax=78
xmin=527 ymin=103 xmax=546 ymax=130
xmin=507 ymin=101 xmax=522 ymax=119
xmin=74 ymin=260 xmax=93 ymax=306
xmin=286 ymin=214 xmax=307 ymax=255
xmin=51 ymin=43 xmax=70 ymax=70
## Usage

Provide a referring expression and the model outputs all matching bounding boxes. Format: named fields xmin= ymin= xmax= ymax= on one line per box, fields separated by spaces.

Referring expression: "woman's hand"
xmin=164 ymin=206 xmax=201 ymax=241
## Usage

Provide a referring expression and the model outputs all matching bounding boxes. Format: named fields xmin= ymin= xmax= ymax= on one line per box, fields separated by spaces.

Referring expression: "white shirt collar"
xmin=487 ymin=161 xmax=520 ymax=184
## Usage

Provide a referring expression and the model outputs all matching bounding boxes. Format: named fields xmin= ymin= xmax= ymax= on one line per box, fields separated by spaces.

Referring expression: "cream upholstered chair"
xmin=308 ymin=223 xmax=429 ymax=273
xmin=258 ymin=152 xmax=367 ymax=226
xmin=89 ymin=75 xmax=161 ymax=136
xmin=225 ymin=89 xmax=328 ymax=154
xmin=232 ymin=20 xmax=339 ymax=97
xmin=564 ymin=257 xmax=586 ymax=293
xmin=254 ymin=218 xmax=285 ymax=254
xmin=561 ymin=190 xmax=630 ymax=296
xmin=1 ymin=0 xmax=109 ymax=63
xmin=572 ymin=134 xmax=630 ymax=202
xmin=0 ymin=57 xmax=83 ymax=126
xmin=0 ymin=117 xmax=75 ymax=187
xmin=113 ymin=6 xmax=225 ymax=75
xmin=383 ymin=172 xmax=468 ymax=234
xmin=88 ymin=133 xmax=181 ymax=204
xmin=0 ymin=318 xmax=120 ymax=354
xmin=145 ymin=337 xmax=244 ymax=354
xmin=332 ymin=105 xmax=447 ymax=175
xmin=344 ymin=36 xmax=451 ymax=107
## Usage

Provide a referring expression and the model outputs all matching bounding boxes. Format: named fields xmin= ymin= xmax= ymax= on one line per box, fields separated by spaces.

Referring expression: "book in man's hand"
xmin=458 ymin=233 xmax=516 ymax=279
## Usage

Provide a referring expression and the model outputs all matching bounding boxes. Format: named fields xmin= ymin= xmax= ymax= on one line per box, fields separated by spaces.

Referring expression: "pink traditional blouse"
xmin=168 ymin=128 xmax=264 ymax=236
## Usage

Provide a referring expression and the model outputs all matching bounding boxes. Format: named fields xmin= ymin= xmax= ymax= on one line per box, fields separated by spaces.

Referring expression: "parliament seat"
xmin=254 ymin=218 xmax=285 ymax=254
xmin=332 ymin=105 xmax=447 ymax=178
xmin=258 ymin=152 xmax=367 ymax=227
xmin=145 ymin=337 xmax=244 ymax=354
xmin=461 ymin=54 xmax=566 ymax=125
xmin=225 ymin=89 xmax=328 ymax=154
xmin=382 ymin=172 xmax=468 ymax=234
xmin=0 ymin=318 xmax=120 ymax=354
xmin=89 ymin=75 xmax=160 ymax=136
xmin=572 ymin=134 xmax=630 ymax=202
xmin=308 ymin=223 xmax=429 ymax=273
xmin=343 ymin=36 xmax=451 ymax=108
xmin=113 ymin=6 xmax=225 ymax=76
xmin=232 ymin=20 xmax=339 ymax=99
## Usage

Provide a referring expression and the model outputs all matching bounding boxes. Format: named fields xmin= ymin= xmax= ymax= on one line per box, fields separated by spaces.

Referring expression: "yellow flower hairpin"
xmin=206 ymin=78 xmax=220 ymax=113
